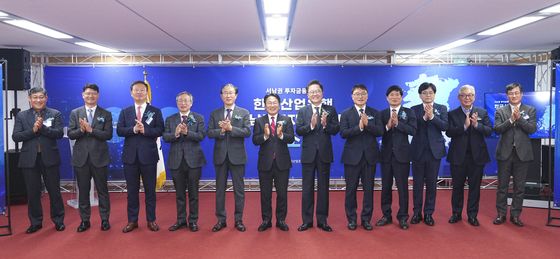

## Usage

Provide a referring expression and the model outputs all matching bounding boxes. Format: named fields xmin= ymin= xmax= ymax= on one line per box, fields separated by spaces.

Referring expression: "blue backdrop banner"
xmin=555 ymin=63 xmax=560 ymax=206
xmin=0 ymin=64 xmax=5 ymax=213
xmin=43 ymin=65 xmax=535 ymax=181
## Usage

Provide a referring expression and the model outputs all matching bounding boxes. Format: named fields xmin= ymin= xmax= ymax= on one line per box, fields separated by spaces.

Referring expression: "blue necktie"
xmin=87 ymin=109 xmax=93 ymax=124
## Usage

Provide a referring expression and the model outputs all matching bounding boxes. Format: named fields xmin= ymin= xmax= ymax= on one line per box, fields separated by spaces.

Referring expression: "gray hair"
xmin=458 ymin=85 xmax=475 ymax=95
xmin=28 ymin=87 xmax=47 ymax=96
xmin=176 ymin=91 xmax=193 ymax=103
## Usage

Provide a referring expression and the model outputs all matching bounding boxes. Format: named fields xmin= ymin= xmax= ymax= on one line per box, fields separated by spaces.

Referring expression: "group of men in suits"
xmin=12 ymin=80 xmax=536 ymax=234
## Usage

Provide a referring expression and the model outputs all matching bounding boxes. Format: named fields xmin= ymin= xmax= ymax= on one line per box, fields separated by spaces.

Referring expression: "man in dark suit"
xmin=493 ymin=83 xmax=536 ymax=227
xmin=410 ymin=82 xmax=448 ymax=226
xmin=296 ymin=80 xmax=339 ymax=232
xmin=163 ymin=91 xmax=206 ymax=232
xmin=340 ymin=84 xmax=384 ymax=231
xmin=446 ymin=85 xmax=492 ymax=227
xmin=376 ymin=85 xmax=416 ymax=230
xmin=12 ymin=87 xmax=65 ymax=234
xmin=253 ymin=93 xmax=295 ymax=232
xmin=207 ymin=83 xmax=251 ymax=232
xmin=67 ymin=84 xmax=113 ymax=232
xmin=117 ymin=80 xmax=164 ymax=233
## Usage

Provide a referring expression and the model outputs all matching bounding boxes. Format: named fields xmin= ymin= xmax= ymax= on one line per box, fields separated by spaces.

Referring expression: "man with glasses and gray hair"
xmin=446 ymin=85 xmax=492 ymax=227
xmin=163 ymin=91 xmax=206 ymax=232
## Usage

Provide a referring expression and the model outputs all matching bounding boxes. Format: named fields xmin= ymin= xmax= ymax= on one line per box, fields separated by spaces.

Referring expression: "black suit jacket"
xmin=252 ymin=114 xmax=295 ymax=171
xmin=380 ymin=107 xmax=417 ymax=163
xmin=12 ymin=108 xmax=64 ymax=168
xmin=340 ymin=106 xmax=384 ymax=166
xmin=445 ymin=106 xmax=492 ymax=165
xmin=67 ymin=106 xmax=113 ymax=167
xmin=116 ymin=104 xmax=164 ymax=165
xmin=494 ymin=104 xmax=537 ymax=162
xmin=162 ymin=112 xmax=207 ymax=169
xmin=295 ymin=104 xmax=340 ymax=163
xmin=410 ymin=103 xmax=448 ymax=161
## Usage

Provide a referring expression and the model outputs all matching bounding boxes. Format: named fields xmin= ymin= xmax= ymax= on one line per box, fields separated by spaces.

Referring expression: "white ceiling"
xmin=0 ymin=0 xmax=559 ymax=54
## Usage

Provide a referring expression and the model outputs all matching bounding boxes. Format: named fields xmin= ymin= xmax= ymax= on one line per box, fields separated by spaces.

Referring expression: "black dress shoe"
xmin=448 ymin=214 xmax=462 ymax=224
xmin=168 ymin=222 xmax=187 ymax=231
xmin=510 ymin=217 xmax=524 ymax=227
xmin=493 ymin=215 xmax=506 ymax=225
xmin=375 ymin=216 xmax=392 ymax=226
xmin=258 ymin=221 xmax=272 ymax=232
xmin=297 ymin=223 xmax=312 ymax=232
xmin=399 ymin=219 xmax=409 ymax=230
xmin=122 ymin=222 xmax=138 ymax=233
xmin=212 ymin=222 xmax=227 ymax=232
xmin=235 ymin=221 xmax=246 ymax=232
xmin=55 ymin=223 xmax=66 ymax=231
xmin=276 ymin=221 xmax=289 ymax=231
xmin=347 ymin=221 xmax=357 ymax=230
xmin=468 ymin=217 xmax=480 ymax=226
xmin=189 ymin=223 xmax=199 ymax=232
xmin=361 ymin=221 xmax=373 ymax=231
xmin=26 ymin=225 xmax=42 ymax=234
xmin=77 ymin=221 xmax=91 ymax=232
xmin=101 ymin=220 xmax=111 ymax=231
xmin=424 ymin=214 xmax=435 ymax=226
xmin=147 ymin=221 xmax=160 ymax=232
xmin=410 ymin=214 xmax=422 ymax=224
xmin=317 ymin=223 xmax=333 ymax=232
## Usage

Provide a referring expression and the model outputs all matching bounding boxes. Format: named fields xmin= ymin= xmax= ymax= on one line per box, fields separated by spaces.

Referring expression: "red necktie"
xmin=136 ymin=106 xmax=142 ymax=121
xmin=270 ymin=116 xmax=276 ymax=136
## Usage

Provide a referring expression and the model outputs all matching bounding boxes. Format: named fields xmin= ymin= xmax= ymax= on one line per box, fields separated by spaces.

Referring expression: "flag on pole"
xmin=144 ymin=70 xmax=167 ymax=189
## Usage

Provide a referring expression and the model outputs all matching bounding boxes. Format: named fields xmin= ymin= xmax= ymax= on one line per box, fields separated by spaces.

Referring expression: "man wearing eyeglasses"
xmin=163 ymin=91 xmax=206 ymax=232
xmin=446 ymin=85 xmax=492 ymax=227
xmin=117 ymin=81 xmax=164 ymax=233
xmin=410 ymin=82 xmax=448 ymax=226
xmin=493 ymin=83 xmax=536 ymax=227
xmin=296 ymin=80 xmax=340 ymax=232
xmin=339 ymin=84 xmax=383 ymax=231
xmin=207 ymin=83 xmax=251 ymax=232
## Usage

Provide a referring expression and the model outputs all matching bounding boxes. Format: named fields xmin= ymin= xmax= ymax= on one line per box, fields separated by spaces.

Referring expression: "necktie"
xmin=391 ymin=108 xmax=397 ymax=116
xmin=359 ymin=108 xmax=364 ymax=115
xmin=136 ymin=106 xmax=142 ymax=121
xmin=315 ymin=107 xmax=321 ymax=116
xmin=181 ymin=115 xmax=188 ymax=124
xmin=87 ymin=109 xmax=93 ymax=124
xmin=270 ymin=116 xmax=276 ymax=136
xmin=226 ymin=109 xmax=232 ymax=120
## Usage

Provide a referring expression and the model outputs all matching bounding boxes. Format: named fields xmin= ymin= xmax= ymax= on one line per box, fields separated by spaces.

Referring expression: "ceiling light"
xmin=263 ymin=0 xmax=291 ymax=14
xmin=4 ymin=19 xmax=73 ymax=39
xmin=267 ymin=39 xmax=287 ymax=52
xmin=427 ymin=39 xmax=476 ymax=53
xmin=0 ymin=11 xmax=8 ymax=17
xmin=540 ymin=4 xmax=560 ymax=14
xmin=478 ymin=16 xmax=545 ymax=36
xmin=75 ymin=42 xmax=118 ymax=52
xmin=266 ymin=16 xmax=288 ymax=37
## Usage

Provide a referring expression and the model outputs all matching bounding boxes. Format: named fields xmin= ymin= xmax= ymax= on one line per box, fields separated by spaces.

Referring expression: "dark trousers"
xmin=123 ymin=162 xmax=157 ymax=222
xmin=21 ymin=153 xmax=65 ymax=226
xmin=412 ymin=155 xmax=441 ymax=216
xmin=496 ymin=148 xmax=530 ymax=217
xmin=380 ymin=156 xmax=410 ymax=220
xmin=171 ymin=159 xmax=201 ymax=224
xmin=301 ymin=156 xmax=331 ymax=225
xmin=215 ymin=157 xmax=245 ymax=222
xmin=258 ymin=160 xmax=289 ymax=222
xmin=450 ymin=152 xmax=483 ymax=218
xmin=344 ymin=155 xmax=375 ymax=223
xmin=74 ymin=158 xmax=110 ymax=222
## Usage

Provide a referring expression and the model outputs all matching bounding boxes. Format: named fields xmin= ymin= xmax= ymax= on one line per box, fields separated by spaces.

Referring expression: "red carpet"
xmin=0 ymin=190 xmax=558 ymax=259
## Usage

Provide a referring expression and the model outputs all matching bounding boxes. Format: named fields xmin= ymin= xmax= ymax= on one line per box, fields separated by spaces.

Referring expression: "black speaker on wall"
xmin=0 ymin=48 xmax=31 ymax=90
